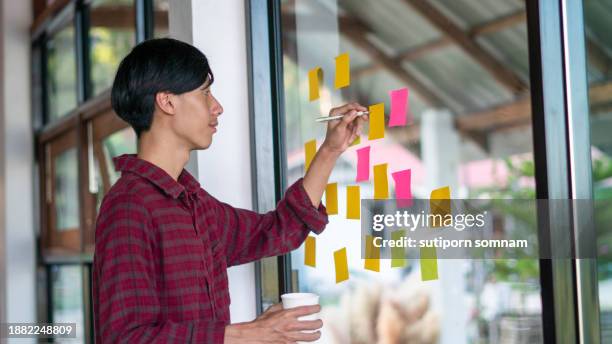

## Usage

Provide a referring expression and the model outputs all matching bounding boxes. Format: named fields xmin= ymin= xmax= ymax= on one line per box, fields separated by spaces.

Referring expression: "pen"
xmin=315 ymin=111 xmax=369 ymax=123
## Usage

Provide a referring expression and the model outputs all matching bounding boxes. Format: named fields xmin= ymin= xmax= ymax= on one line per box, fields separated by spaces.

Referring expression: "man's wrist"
xmin=318 ymin=142 xmax=342 ymax=160
xmin=224 ymin=322 xmax=253 ymax=343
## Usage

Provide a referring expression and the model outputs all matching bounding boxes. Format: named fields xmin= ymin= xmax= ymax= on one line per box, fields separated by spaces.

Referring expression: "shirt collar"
xmin=113 ymin=154 xmax=200 ymax=199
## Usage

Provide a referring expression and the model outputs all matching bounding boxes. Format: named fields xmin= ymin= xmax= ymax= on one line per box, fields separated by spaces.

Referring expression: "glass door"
xmin=277 ymin=1 xmax=541 ymax=343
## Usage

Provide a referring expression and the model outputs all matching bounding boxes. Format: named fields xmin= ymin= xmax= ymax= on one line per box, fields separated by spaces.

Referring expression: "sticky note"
xmin=389 ymin=88 xmax=410 ymax=127
xmin=334 ymin=247 xmax=349 ymax=283
xmin=308 ymin=67 xmax=323 ymax=101
xmin=392 ymin=169 xmax=413 ymax=208
xmin=368 ymin=103 xmax=385 ymax=140
xmin=304 ymin=236 xmax=316 ymax=267
xmin=346 ymin=185 xmax=360 ymax=219
xmin=334 ymin=52 xmax=350 ymax=89
xmin=356 ymin=146 xmax=370 ymax=182
xmin=325 ymin=183 xmax=338 ymax=215
xmin=430 ymin=186 xmax=451 ymax=227
xmin=350 ymin=135 xmax=361 ymax=146
xmin=420 ymin=246 xmax=438 ymax=281
xmin=391 ymin=230 xmax=407 ymax=268
xmin=364 ymin=235 xmax=380 ymax=272
xmin=373 ymin=163 xmax=389 ymax=199
xmin=304 ymin=139 xmax=317 ymax=172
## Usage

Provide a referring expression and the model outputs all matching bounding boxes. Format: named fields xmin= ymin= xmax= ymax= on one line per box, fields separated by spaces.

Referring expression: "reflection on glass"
xmin=583 ymin=1 xmax=612 ymax=338
xmin=280 ymin=1 xmax=540 ymax=343
xmin=154 ymin=0 xmax=170 ymax=38
xmin=47 ymin=25 xmax=77 ymax=121
xmin=54 ymin=148 xmax=79 ymax=231
xmin=89 ymin=0 xmax=135 ymax=95
xmin=94 ymin=127 xmax=137 ymax=211
xmin=51 ymin=265 xmax=84 ymax=343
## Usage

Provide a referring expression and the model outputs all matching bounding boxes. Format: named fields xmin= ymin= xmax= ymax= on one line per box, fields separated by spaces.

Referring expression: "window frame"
xmin=31 ymin=1 xmax=163 ymax=343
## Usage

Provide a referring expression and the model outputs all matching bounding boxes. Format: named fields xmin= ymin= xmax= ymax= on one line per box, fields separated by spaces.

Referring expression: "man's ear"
xmin=155 ymin=91 xmax=177 ymax=115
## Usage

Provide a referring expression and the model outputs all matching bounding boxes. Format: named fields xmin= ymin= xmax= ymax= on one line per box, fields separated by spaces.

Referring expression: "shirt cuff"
xmin=192 ymin=320 xmax=226 ymax=343
xmin=285 ymin=178 xmax=329 ymax=234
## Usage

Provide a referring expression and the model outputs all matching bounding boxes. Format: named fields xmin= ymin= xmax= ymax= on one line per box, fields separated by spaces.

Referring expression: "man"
xmin=92 ymin=38 xmax=367 ymax=343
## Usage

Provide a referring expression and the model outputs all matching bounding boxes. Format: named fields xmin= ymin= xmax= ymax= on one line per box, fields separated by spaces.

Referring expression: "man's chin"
xmin=196 ymin=140 xmax=212 ymax=150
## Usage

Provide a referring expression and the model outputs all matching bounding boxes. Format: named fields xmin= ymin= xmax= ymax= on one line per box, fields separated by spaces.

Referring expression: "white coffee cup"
xmin=281 ymin=292 xmax=321 ymax=342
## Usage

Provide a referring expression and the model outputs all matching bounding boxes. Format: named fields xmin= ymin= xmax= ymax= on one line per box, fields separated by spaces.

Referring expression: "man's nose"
xmin=212 ymin=97 xmax=223 ymax=116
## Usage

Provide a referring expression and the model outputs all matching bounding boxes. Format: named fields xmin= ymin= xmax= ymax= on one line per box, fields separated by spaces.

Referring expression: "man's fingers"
xmin=286 ymin=304 xmax=321 ymax=317
xmin=340 ymin=110 xmax=359 ymax=127
xmin=287 ymin=330 xmax=322 ymax=342
xmin=265 ymin=303 xmax=283 ymax=313
xmin=329 ymin=103 xmax=354 ymax=116
xmin=287 ymin=319 xmax=323 ymax=331
xmin=329 ymin=102 xmax=366 ymax=116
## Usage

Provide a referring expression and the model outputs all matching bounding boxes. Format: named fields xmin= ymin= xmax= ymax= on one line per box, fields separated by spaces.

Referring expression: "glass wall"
xmin=278 ymin=1 xmax=540 ymax=343
xmin=89 ymin=0 xmax=136 ymax=96
xmin=46 ymin=21 xmax=77 ymax=120
xmin=583 ymin=1 xmax=612 ymax=340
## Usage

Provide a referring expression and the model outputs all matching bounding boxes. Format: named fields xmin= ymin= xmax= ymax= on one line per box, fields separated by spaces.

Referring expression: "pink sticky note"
xmin=392 ymin=169 xmax=413 ymax=208
xmin=389 ymin=88 xmax=410 ymax=127
xmin=356 ymin=146 xmax=370 ymax=182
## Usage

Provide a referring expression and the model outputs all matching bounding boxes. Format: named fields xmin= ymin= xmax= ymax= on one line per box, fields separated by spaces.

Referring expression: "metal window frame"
xmin=245 ymin=0 xmax=291 ymax=315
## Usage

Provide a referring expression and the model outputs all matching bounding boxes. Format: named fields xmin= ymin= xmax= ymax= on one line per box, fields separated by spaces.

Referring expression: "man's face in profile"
xmin=171 ymin=78 xmax=223 ymax=150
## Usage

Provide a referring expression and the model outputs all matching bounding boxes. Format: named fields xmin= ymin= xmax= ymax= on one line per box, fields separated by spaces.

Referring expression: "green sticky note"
xmin=420 ymin=246 xmax=438 ymax=281
xmin=391 ymin=230 xmax=407 ymax=268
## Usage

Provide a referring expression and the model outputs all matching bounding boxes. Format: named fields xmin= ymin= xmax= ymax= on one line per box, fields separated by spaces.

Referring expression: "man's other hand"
xmin=224 ymin=304 xmax=323 ymax=343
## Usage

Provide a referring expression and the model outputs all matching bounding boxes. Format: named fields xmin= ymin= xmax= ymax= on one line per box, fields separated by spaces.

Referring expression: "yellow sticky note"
xmin=334 ymin=247 xmax=349 ymax=283
xmin=308 ymin=67 xmax=323 ymax=101
xmin=335 ymin=52 xmax=350 ymax=89
xmin=325 ymin=183 xmax=338 ymax=215
xmin=346 ymin=185 xmax=360 ymax=219
xmin=373 ymin=163 xmax=389 ymax=199
xmin=364 ymin=235 xmax=380 ymax=272
xmin=430 ymin=186 xmax=451 ymax=227
xmin=391 ymin=230 xmax=407 ymax=268
xmin=304 ymin=139 xmax=317 ymax=172
xmin=420 ymin=246 xmax=438 ymax=281
xmin=350 ymin=135 xmax=361 ymax=146
xmin=368 ymin=103 xmax=385 ymax=140
xmin=304 ymin=236 xmax=316 ymax=267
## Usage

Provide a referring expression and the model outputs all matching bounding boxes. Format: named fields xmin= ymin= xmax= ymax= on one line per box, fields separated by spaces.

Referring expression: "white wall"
xmin=169 ymin=0 xmax=257 ymax=323
xmin=0 ymin=0 xmax=37 ymax=342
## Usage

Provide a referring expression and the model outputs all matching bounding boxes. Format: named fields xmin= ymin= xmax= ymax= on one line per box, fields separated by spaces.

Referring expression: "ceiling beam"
xmin=469 ymin=10 xmax=526 ymax=37
xmin=339 ymin=17 xmax=446 ymax=106
xmin=457 ymin=81 xmax=612 ymax=133
xmin=403 ymin=0 xmax=527 ymax=93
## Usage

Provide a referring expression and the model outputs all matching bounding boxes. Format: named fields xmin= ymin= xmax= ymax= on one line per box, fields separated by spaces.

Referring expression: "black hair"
xmin=111 ymin=38 xmax=214 ymax=137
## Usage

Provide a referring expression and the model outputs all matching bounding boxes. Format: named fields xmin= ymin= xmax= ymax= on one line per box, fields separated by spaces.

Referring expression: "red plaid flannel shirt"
xmin=92 ymin=154 xmax=328 ymax=343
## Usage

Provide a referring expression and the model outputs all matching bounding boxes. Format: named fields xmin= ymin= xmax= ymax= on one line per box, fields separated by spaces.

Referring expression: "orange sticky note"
xmin=325 ymin=183 xmax=338 ymax=215
xmin=346 ymin=185 xmax=360 ymax=219
xmin=304 ymin=236 xmax=316 ymax=267
xmin=430 ymin=186 xmax=451 ymax=227
xmin=308 ymin=67 xmax=323 ymax=101
xmin=368 ymin=103 xmax=385 ymax=140
xmin=364 ymin=235 xmax=380 ymax=272
xmin=334 ymin=247 xmax=349 ymax=283
xmin=350 ymin=135 xmax=361 ymax=146
xmin=373 ymin=163 xmax=389 ymax=199
xmin=335 ymin=52 xmax=350 ymax=89
xmin=304 ymin=139 xmax=316 ymax=172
